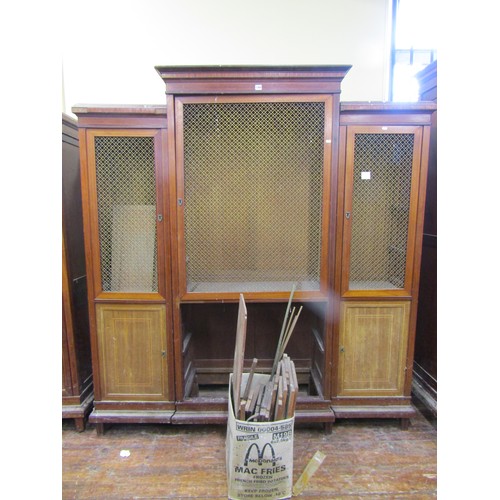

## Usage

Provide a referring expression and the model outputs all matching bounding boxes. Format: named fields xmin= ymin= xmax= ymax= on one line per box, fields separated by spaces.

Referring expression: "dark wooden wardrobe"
xmin=62 ymin=113 xmax=93 ymax=431
xmin=413 ymin=61 xmax=437 ymax=421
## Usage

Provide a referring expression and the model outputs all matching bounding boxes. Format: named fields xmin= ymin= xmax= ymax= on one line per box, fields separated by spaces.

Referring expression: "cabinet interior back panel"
xmin=182 ymin=101 xmax=326 ymax=293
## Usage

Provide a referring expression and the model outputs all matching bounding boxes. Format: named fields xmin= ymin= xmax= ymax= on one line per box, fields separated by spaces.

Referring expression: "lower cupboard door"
xmin=96 ymin=303 xmax=168 ymax=401
xmin=338 ymin=301 xmax=410 ymax=397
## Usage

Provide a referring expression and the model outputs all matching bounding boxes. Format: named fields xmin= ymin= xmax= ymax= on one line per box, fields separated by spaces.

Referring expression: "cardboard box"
xmin=227 ymin=373 xmax=294 ymax=500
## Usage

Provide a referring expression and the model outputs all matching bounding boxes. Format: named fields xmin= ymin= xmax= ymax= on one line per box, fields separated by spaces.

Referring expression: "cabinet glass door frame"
xmin=340 ymin=125 xmax=423 ymax=298
xmin=83 ymin=128 xmax=168 ymax=302
xmin=173 ymin=94 xmax=335 ymax=302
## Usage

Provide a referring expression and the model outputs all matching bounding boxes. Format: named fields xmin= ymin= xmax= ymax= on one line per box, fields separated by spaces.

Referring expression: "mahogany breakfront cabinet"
xmin=73 ymin=66 xmax=435 ymax=433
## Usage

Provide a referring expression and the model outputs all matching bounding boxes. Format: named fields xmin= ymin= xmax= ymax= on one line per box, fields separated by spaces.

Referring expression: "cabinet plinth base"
xmin=88 ymin=406 xmax=336 ymax=431
xmin=89 ymin=409 xmax=176 ymax=426
xmin=171 ymin=411 xmax=228 ymax=425
xmin=171 ymin=406 xmax=336 ymax=425
xmin=62 ymin=392 xmax=94 ymax=432
xmin=85 ymin=403 xmax=419 ymax=431
xmin=332 ymin=404 xmax=416 ymax=430
xmin=331 ymin=404 xmax=416 ymax=420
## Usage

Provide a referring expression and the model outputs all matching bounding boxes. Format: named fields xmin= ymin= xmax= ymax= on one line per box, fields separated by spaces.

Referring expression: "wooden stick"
xmin=239 ymin=399 xmax=247 ymax=420
xmin=270 ymin=372 xmax=279 ymax=420
xmin=282 ymin=355 xmax=292 ymax=418
xmin=253 ymin=383 xmax=266 ymax=421
xmin=271 ymin=285 xmax=296 ymax=378
xmin=242 ymin=358 xmax=258 ymax=401
xmin=279 ymin=306 xmax=303 ymax=360
xmin=260 ymin=380 xmax=274 ymax=421
xmin=281 ymin=365 xmax=289 ymax=420
xmin=232 ymin=294 xmax=247 ymax=416
xmin=277 ymin=306 xmax=295 ymax=358
xmin=288 ymin=359 xmax=299 ymax=418
xmin=245 ymin=386 xmax=257 ymax=417
xmin=283 ymin=306 xmax=296 ymax=343
xmin=293 ymin=451 xmax=326 ymax=496
xmin=275 ymin=374 xmax=284 ymax=421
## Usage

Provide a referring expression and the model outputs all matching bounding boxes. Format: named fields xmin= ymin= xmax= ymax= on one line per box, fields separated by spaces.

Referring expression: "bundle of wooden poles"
xmin=238 ymin=353 xmax=298 ymax=421
xmin=232 ymin=286 xmax=302 ymax=422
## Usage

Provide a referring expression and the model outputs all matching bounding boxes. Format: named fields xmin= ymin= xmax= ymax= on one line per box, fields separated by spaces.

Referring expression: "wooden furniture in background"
xmin=413 ymin=61 xmax=437 ymax=420
xmin=62 ymin=113 xmax=93 ymax=431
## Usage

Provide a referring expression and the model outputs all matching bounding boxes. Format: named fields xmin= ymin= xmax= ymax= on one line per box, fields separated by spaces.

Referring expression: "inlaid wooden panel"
xmin=96 ymin=304 xmax=168 ymax=400
xmin=338 ymin=301 xmax=410 ymax=396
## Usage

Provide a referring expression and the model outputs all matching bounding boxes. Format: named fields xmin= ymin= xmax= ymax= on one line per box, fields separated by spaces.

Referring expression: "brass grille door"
xmin=88 ymin=131 xmax=163 ymax=297
xmin=177 ymin=97 xmax=332 ymax=296
xmin=342 ymin=126 xmax=422 ymax=296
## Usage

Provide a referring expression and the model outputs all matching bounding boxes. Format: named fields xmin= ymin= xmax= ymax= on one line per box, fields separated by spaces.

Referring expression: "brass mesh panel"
xmin=182 ymin=101 xmax=325 ymax=293
xmin=94 ymin=136 xmax=158 ymax=292
xmin=349 ymin=133 xmax=414 ymax=290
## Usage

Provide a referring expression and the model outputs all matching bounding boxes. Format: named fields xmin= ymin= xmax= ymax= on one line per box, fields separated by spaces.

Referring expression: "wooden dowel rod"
xmin=242 ymin=358 xmax=258 ymax=401
xmin=271 ymin=285 xmax=296 ymax=378
xmin=279 ymin=306 xmax=303 ymax=359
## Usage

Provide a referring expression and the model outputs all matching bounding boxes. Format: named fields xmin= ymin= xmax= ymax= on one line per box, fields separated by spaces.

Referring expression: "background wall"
xmin=62 ymin=0 xmax=392 ymax=114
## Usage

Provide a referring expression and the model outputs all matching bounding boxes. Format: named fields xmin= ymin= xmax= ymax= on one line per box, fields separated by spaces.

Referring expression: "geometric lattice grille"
xmin=94 ymin=136 xmax=158 ymax=292
xmin=349 ymin=133 xmax=414 ymax=290
xmin=182 ymin=101 xmax=325 ymax=293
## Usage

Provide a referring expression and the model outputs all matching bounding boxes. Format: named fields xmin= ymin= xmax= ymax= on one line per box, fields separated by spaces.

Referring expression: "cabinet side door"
xmin=338 ymin=301 xmax=410 ymax=397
